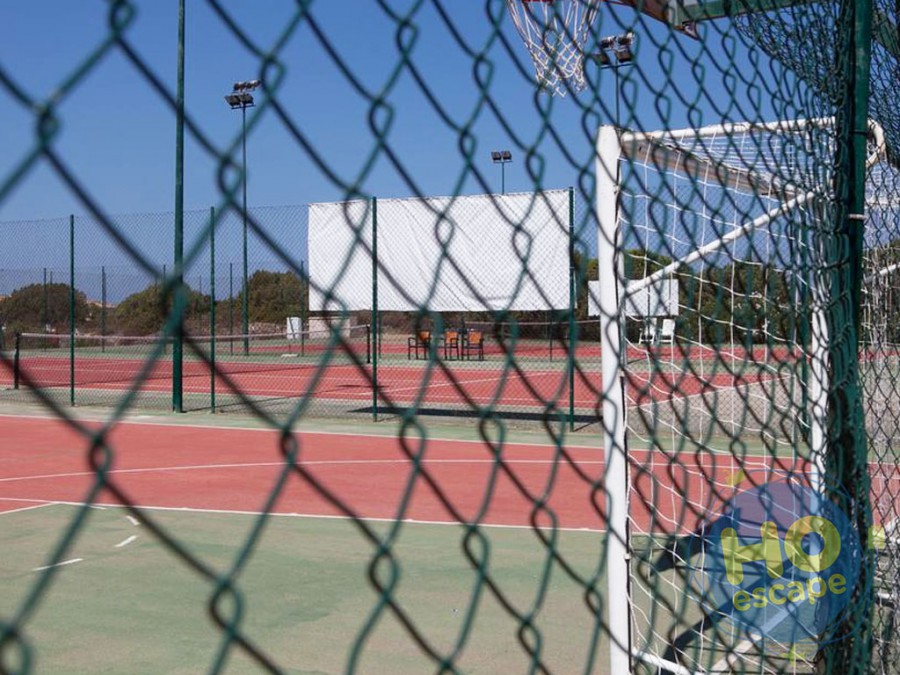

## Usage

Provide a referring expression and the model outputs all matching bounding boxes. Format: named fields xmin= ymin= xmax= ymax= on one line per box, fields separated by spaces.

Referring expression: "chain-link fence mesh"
xmin=1 ymin=1 xmax=899 ymax=673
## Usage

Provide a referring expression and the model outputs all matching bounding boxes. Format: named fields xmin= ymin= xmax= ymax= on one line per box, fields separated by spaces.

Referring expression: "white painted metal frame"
xmin=594 ymin=117 xmax=889 ymax=673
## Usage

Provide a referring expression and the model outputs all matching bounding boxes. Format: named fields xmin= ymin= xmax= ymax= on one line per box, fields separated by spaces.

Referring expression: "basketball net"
xmin=506 ymin=0 xmax=601 ymax=96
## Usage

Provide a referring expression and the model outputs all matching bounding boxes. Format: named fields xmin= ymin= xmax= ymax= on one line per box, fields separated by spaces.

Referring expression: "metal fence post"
xmin=210 ymin=206 xmax=216 ymax=413
xmin=172 ymin=0 xmax=185 ymax=413
xmin=371 ymin=197 xmax=378 ymax=422
xmin=69 ymin=214 xmax=75 ymax=406
xmin=824 ymin=0 xmax=875 ymax=668
xmin=568 ymin=187 xmax=575 ymax=431
xmin=100 ymin=266 xmax=107 ymax=353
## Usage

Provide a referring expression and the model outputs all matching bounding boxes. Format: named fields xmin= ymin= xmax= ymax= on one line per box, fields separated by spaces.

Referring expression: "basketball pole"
xmin=596 ymin=125 xmax=632 ymax=675
xmin=568 ymin=186 xmax=575 ymax=431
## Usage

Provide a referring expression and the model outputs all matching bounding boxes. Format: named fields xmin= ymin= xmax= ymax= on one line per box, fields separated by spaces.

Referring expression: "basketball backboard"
xmin=615 ymin=0 xmax=811 ymax=35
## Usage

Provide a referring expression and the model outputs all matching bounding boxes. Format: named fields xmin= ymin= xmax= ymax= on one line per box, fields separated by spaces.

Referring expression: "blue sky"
xmin=0 ymin=1 xmax=791 ymax=300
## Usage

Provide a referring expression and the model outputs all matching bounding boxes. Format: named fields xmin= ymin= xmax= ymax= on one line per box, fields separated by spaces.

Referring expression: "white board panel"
xmin=588 ymin=280 xmax=600 ymax=317
xmin=308 ymin=199 xmax=373 ymax=312
xmin=308 ymin=191 xmax=571 ymax=312
xmin=286 ymin=317 xmax=302 ymax=340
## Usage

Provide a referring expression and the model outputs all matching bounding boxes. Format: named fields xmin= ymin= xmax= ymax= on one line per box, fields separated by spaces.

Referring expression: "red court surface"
xmin=3 ymin=352 xmax=784 ymax=412
xmin=5 ymin=414 xmax=894 ymax=538
xmin=0 ymin=414 xmax=765 ymax=534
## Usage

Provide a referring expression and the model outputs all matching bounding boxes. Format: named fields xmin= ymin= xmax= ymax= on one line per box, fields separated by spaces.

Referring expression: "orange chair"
xmin=462 ymin=330 xmax=484 ymax=361
xmin=407 ymin=330 xmax=431 ymax=360
xmin=442 ymin=329 xmax=460 ymax=360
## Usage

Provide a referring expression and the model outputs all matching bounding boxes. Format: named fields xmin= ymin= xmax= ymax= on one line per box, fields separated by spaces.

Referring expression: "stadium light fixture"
xmin=491 ymin=149 xmax=513 ymax=194
xmin=590 ymin=32 xmax=637 ymax=128
xmin=224 ymin=79 xmax=261 ymax=354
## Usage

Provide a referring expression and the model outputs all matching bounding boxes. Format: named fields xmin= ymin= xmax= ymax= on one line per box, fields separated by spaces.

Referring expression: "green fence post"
xmin=69 ymin=214 xmax=75 ymax=406
xmin=371 ymin=197 xmax=378 ymax=422
xmin=242 ymin=109 xmax=250 ymax=358
xmin=13 ymin=333 xmax=20 ymax=390
xmin=172 ymin=0 xmax=185 ymax=414
xmin=568 ymin=187 xmax=575 ymax=431
xmin=229 ymin=262 xmax=234 ymax=353
xmin=824 ymin=0 xmax=875 ymax=668
xmin=42 ymin=267 xmax=47 ymax=331
xmin=210 ymin=206 xmax=216 ymax=413
xmin=300 ymin=260 xmax=306 ymax=357
xmin=100 ymin=266 xmax=107 ymax=353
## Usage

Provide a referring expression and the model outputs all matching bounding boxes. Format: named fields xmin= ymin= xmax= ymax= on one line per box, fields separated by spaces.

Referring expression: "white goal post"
xmin=595 ymin=118 xmax=892 ymax=674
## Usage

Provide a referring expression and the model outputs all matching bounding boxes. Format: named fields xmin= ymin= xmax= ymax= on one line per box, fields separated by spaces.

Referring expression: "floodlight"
xmin=490 ymin=149 xmax=513 ymax=193
xmin=232 ymin=80 xmax=261 ymax=93
xmin=599 ymin=36 xmax=617 ymax=51
xmin=224 ymin=78 xmax=259 ymax=354
xmin=592 ymin=32 xmax=637 ymax=128
xmin=614 ymin=47 xmax=634 ymax=63
xmin=614 ymin=33 xmax=635 ymax=63
xmin=590 ymin=50 xmax=613 ymax=67
xmin=597 ymin=32 xmax=636 ymax=65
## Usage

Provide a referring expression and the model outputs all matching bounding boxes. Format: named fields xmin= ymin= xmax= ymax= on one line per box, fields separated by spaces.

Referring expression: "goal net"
xmin=596 ymin=118 xmax=900 ymax=673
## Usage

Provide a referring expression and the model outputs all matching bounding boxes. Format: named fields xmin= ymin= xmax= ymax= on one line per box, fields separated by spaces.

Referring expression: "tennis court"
xmin=2 ymin=328 xmax=808 ymax=429
xmin=3 ymin=412 xmax=897 ymax=673
xmin=0 ymin=413 xmax=619 ymax=674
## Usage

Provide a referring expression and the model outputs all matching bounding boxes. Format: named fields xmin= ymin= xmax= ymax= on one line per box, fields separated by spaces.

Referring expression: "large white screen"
xmin=308 ymin=199 xmax=373 ymax=313
xmin=309 ymin=191 xmax=571 ymax=312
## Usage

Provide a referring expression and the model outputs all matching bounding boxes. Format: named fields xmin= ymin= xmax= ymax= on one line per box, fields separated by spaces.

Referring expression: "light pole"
xmin=490 ymin=150 xmax=513 ymax=194
xmin=225 ymin=79 xmax=260 ymax=356
xmin=591 ymin=32 xmax=636 ymax=128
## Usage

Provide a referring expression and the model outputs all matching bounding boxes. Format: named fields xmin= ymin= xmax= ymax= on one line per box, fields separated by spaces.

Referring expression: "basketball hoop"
xmin=505 ymin=0 xmax=602 ymax=97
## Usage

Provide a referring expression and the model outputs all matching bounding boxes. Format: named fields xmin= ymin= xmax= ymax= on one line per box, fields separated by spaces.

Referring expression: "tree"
xmin=0 ymin=283 xmax=92 ymax=335
xmin=232 ymin=270 xmax=306 ymax=326
xmin=110 ymin=284 xmax=209 ymax=336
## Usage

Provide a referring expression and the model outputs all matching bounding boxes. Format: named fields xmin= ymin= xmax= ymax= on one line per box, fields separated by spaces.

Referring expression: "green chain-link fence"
xmin=1 ymin=195 xmax=600 ymax=423
xmin=1 ymin=1 xmax=899 ymax=673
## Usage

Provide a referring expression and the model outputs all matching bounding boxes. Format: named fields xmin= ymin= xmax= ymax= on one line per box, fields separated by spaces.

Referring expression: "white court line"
xmin=377 ymin=374 xmax=541 ymax=397
xmin=0 ymin=458 xmax=607 ymax=485
xmin=115 ymin=535 xmax=138 ymax=548
xmin=0 ymin=502 xmax=53 ymax=516
xmin=0 ymin=412 xmax=603 ymax=450
xmin=126 ymin=515 xmax=140 ymax=526
xmin=33 ymin=558 xmax=83 ymax=572
xmin=1 ymin=413 xmax=896 ymax=475
xmin=1 ymin=454 xmax=893 ymax=488
xmin=0 ymin=497 xmax=605 ymax=534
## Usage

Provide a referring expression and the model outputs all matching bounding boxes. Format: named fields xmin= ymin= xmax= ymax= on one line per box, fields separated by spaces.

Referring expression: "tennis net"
xmin=12 ymin=325 xmax=372 ymax=390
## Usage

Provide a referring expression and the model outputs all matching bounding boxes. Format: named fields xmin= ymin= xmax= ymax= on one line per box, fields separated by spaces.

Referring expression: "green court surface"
xmin=1 ymin=504 xmax=612 ymax=675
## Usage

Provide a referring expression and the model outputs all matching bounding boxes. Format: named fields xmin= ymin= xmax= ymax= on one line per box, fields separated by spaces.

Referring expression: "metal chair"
xmin=462 ymin=330 xmax=484 ymax=361
xmin=407 ymin=330 xmax=431 ymax=360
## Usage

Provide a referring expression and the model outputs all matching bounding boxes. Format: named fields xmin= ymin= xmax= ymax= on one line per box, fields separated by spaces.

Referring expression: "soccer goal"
xmin=596 ymin=118 xmax=897 ymax=672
